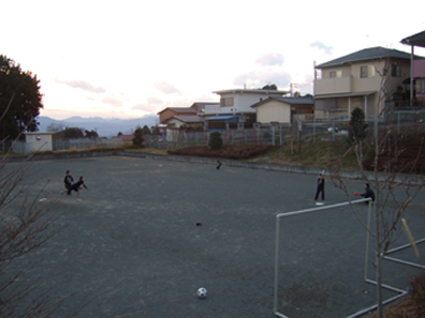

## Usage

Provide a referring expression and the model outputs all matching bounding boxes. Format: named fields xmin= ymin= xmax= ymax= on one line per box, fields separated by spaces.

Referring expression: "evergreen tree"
xmin=348 ymin=107 xmax=368 ymax=144
xmin=0 ymin=55 xmax=43 ymax=140
xmin=133 ymin=127 xmax=144 ymax=148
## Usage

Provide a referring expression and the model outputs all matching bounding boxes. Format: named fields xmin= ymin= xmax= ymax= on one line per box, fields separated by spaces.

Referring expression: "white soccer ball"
xmin=196 ymin=287 xmax=207 ymax=299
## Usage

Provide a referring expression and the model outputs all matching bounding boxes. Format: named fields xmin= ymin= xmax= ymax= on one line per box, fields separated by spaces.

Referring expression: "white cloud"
xmin=154 ymin=81 xmax=180 ymax=94
xmin=233 ymin=70 xmax=291 ymax=90
xmin=147 ymin=97 xmax=163 ymax=105
xmin=55 ymin=79 xmax=106 ymax=93
xmin=101 ymin=97 xmax=123 ymax=107
xmin=255 ymin=53 xmax=284 ymax=66
xmin=309 ymin=41 xmax=333 ymax=55
xmin=132 ymin=103 xmax=148 ymax=111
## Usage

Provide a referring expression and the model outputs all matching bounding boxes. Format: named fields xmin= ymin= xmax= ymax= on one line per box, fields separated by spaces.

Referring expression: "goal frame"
xmin=273 ymin=198 xmax=371 ymax=318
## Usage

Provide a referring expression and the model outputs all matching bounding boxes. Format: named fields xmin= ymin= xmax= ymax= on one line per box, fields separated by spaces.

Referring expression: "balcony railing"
xmin=314 ymin=76 xmax=352 ymax=95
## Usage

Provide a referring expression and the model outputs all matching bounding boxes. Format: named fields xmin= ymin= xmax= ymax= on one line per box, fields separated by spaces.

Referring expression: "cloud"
xmin=147 ymin=97 xmax=163 ymax=105
xmin=55 ymin=79 xmax=106 ymax=93
xmin=101 ymin=97 xmax=123 ymax=107
xmin=255 ymin=53 xmax=284 ymax=66
xmin=309 ymin=41 xmax=333 ymax=55
xmin=132 ymin=103 xmax=147 ymax=111
xmin=154 ymin=81 xmax=180 ymax=94
xmin=233 ymin=70 xmax=291 ymax=90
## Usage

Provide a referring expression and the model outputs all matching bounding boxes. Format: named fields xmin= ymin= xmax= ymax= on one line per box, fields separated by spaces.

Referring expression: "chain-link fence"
xmin=10 ymin=138 xmax=125 ymax=154
xmin=8 ymin=109 xmax=425 ymax=154
xmin=52 ymin=138 xmax=124 ymax=151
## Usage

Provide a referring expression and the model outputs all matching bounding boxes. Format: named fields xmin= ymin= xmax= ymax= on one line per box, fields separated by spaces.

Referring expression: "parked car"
xmin=328 ymin=127 xmax=348 ymax=135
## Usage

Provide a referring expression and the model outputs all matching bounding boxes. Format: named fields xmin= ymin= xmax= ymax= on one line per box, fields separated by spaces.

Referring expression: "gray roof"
xmin=164 ymin=115 xmax=204 ymax=124
xmin=316 ymin=46 xmax=413 ymax=68
xmin=401 ymin=30 xmax=425 ymax=48
xmin=191 ymin=102 xmax=219 ymax=109
xmin=314 ymin=91 xmax=376 ymax=99
xmin=158 ymin=107 xmax=197 ymax=114
xmin=251 ymin=96 xmax=314 ymax=108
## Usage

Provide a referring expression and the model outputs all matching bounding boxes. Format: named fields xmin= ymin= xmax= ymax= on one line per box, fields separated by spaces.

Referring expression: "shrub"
xmin=133 ymin=127 xmax=145 ymax=148
xmin=410 ymin=272 xmax=425 ymax=316
xmin=209 ymin=131 xmax=223 ymax=150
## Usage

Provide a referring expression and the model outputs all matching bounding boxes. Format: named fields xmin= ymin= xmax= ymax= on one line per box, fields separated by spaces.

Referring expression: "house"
xmin=204 ymin=88 xmax=289 ymax=117
xmin=401 ymin=30 xmax=425 ymax=105
xmin=157 ymin=107 xmax=198 ymax=124
xmin=163 ymin=115 xmax=205 ymax=130
xmin=251 ymin=96 xmax=314 ymax=123
xmin=314 ymin=46 xmax=415 ymax=120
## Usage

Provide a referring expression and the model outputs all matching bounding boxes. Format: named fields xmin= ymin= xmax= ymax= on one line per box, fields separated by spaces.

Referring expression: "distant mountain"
xmin=36 ymin=115 xmax=159 ymax=137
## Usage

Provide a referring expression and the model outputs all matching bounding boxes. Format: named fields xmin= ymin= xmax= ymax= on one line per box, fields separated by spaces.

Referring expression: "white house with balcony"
xmin=203 ymin=88 xmax=289 ymax=118
xmin=314 ymin=47 xmax=414 ymax=120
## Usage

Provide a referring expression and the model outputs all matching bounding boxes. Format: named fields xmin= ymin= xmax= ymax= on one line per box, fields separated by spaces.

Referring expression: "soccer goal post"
xmin=273 ymin=198 xmax=371 ymax=318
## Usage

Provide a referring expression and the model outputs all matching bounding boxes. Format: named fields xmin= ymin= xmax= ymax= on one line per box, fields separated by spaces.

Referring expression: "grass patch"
xmin=250 ymin=140 xmax=360 ymax=170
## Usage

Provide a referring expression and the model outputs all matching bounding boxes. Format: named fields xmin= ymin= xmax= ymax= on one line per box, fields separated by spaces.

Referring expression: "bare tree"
xmin=331 ymin=59 xmax=424 ymax=317
xmin=0 ymin=98 xmax=93 ymax=317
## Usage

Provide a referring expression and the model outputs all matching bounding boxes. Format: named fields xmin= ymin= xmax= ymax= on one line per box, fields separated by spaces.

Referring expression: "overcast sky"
xmin=2 ymin=0 xmax=425 ymax=120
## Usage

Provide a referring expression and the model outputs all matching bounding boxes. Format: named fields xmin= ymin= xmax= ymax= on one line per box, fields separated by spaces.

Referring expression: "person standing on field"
xmin=61 ymin=170 xmax=74 ymax=195
xmin=314 ymin=173 xmax=325 ymax=201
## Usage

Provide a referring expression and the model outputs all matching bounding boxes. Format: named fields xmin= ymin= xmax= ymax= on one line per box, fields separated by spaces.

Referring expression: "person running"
xmin=68 ymin=176 xmax=89 ymax=201
xmin=216 ymin=160 xmax=222 ymax=170
xmin=61 ymin=170 xmax=74 ymax=195
xmin=314 ymin=173 xmax=325 ymax=201
xmin=354 ymin=182 xmax=375 ymax=202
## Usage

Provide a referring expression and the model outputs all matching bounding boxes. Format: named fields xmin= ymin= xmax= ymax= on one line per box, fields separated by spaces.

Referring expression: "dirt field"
xmin=3 ymin=155 xmax=425 ymax=317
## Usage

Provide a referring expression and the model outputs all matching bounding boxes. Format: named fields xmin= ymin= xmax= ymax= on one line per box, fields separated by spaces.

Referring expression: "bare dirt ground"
xmin=165 ymin=143 xmax=425 ymax=317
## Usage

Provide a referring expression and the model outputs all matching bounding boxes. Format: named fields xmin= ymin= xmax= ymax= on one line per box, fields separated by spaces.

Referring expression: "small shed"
xmin=251 ymin=97 xmax=314 ymax=123
xmin=24 ymin=132 xmax=53 ymax=153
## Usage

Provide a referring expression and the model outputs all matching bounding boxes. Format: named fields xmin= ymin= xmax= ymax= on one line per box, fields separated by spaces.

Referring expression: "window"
xmin=415 ymin=79 xmax=425 ymax=94
xmin=220 ymin=97 xmax=234 ymax=107
xmin=360 ymin=65 xmax=375 ymax=78
xmin=391 ymin=64 xmax=401 ymax=77
xmin=360 ymin=66 xmax=368 ymax=78
xmin=329 ymin=70 xmax=342 ymax=78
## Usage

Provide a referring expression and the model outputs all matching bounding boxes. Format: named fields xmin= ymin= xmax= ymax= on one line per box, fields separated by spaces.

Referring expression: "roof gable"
xmin=251 ymin=96 xmax=314 ymax=108
xmin=316 ymin=46 xmax=413 ymax=69
xmin=163 ymin=115 xmax=204 ymax=124
xmin=157 ymin=107 xmax=197 ymax=115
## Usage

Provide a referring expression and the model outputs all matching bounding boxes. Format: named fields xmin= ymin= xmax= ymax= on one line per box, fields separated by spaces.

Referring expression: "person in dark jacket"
xmin=314 ymin=173 xmax=325 ymax=201
xmin=68 ymin=176 xmax=88 ymax=201
xmin=61 ymin=170 xmax=74 ymax=195
xmin=354 ymin=183 xmax=375 ymax=202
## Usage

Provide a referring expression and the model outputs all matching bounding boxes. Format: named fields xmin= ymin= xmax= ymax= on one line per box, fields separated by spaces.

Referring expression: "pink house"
xmin=401 ymin=30 xmax=425 ymax=105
